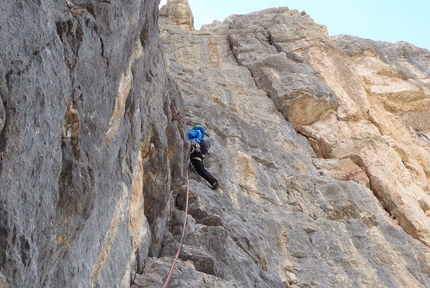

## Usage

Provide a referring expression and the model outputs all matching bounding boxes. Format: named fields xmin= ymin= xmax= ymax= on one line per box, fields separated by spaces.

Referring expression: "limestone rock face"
xmin=136 ymin=2 xmax=430 ymax=287
xmin=159 ymin=0 xmax=194 ymax=31
xmin=2 ymin=0 xmax=430 ymax=287
xmin=0 ymin=0 xmax=186 ymax=287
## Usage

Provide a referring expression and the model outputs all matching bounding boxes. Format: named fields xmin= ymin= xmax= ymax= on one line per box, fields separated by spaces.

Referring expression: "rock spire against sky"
xmin=159 ymin=0 xmax=430 ymax=51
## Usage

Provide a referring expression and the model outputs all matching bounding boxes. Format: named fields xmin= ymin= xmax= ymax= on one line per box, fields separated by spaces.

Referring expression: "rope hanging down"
xmin=163 ymin=171 xmax=190 ymax=288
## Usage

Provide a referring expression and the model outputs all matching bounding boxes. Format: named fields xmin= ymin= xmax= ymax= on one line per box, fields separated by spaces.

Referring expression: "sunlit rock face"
xmin=1 ymin=0 xmax=430 ymax=287
xmin=134 ymin=1 xmax=430 ymax=287
xmin=306 ymin=35 xmax=430 ymax=248
xmin=159 ymin=0 xmax=194 ymax=31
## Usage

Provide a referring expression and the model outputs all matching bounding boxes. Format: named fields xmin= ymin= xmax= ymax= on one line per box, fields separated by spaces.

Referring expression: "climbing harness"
xmin=163 ymin=171 xmax=190 ymax=288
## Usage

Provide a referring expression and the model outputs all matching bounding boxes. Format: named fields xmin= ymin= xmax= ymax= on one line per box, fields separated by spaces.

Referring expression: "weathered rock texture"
xmin=1 ymin=0 xmax=430 ymax=287
xmin=0 ymin=0 xmax=187 ymax=287
xmin=137 ymin=1 xmax=430 ymax=287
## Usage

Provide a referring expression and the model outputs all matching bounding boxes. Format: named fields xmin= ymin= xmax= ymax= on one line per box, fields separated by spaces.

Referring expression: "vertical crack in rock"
xmin=227 ymin=33 xmax=266 ymax=100
xmin=266 ymin=30 xmax=282 ymax=53
xmin=99 ymin=37 xmax=109 ymax=68
xmin=52 ymin=4 xmax=96 ymax=272
xmin=56 ymin=102 xmax=94 ymax=254
xmin=55 ymin=16 xmax=83 ymax=71
xmin=227 ymin=20 xmax=338 ymax=129
xmin=140 ymin=17 xmax=150 ymax=49
xmin=0 ymin=95 xmax=5 ymax=136
xmin=0 ymin=96 xmax=6 ymax=175
xmin=0 ymin=202 xmax=7 ymax=270
xmin=19 ymin=235 xmax=30 ymax=268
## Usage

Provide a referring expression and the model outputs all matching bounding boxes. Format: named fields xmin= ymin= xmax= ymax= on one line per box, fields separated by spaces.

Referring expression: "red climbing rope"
xmin=163 ymin=171 xmax=190 ymax=288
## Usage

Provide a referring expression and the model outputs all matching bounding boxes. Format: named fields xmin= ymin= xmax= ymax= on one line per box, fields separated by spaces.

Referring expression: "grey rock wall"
xmin=1 ymin=0 xmax=430 ymax=287
xmin=0 ymin=0 xmax=186 ymax=287
xmin=133 ymin=1 xmax=430 ymax=287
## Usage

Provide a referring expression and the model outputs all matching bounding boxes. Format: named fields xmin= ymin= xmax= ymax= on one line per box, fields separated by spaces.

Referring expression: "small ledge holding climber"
xmin=188 ymin=125 xmax=219 ymax=190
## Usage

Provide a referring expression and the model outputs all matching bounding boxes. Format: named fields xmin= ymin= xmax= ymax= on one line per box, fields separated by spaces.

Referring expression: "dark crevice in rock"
xmin=227 ymin=31 xmax=275 ymax=102
xmin=367 ymin=110 xmax=384 ymax=137
xmin=266 ymin=30 xmax=282 ymax=53
xmin=19 ymin=235 xmax=30 ymax=267
xmin=55 ymin=103 xmax=94 ymax=258
xmin=417 ymin=131 xmax=430 ymax=141
xmin=0 ymin=205 xmax=8 ymax=270
xmin=180 ymin=251 xmax=217 ymax=276
xmin=227 ymin=34 xmax=241 ymax=66
xmin=99 ymin=37 xmax=105 ymax=59
xmin=188 ymin=205 xmax=222 ymax=227
xmin=264 ymin=25 xmax=304 ymax=62
xmin=55 ymin=160 xmax=96 ymax=252
xmin=285 ymin=51 xmax=305 ymax=63
xmin=55 ymin=21 xmax=68 ymax=43
xmin=344 ymin=155 xmax=373 ymax=189
xmin=86 ymin=3 xmax=96 ymax=18
xmin=0 ymin=98 xmax=6 ymax=153
xmin=0 ymin=97 xmax=9 ymax=176
xmin=5 ymin=71 xmax=13 ymax=92
xmin=296 ymin=129 xmax=312 ymax=140
xmin=344 ymin=154 xmax=397 ymax=222
xmin=140 ymin=18 xmax=150 ymax=49
xmin=56 ymin=12 xmax=85 ymax=71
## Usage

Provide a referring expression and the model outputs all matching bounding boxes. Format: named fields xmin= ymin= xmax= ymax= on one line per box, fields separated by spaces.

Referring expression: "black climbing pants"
xmin=191 ymin=159 xmax=217 ymax=185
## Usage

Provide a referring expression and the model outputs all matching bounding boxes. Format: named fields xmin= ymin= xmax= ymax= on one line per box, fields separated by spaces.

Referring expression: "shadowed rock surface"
xmin=1 ymin=0 xmax=430 ymax=287
xmin=0 ymin=0 xmax=187 ymax=287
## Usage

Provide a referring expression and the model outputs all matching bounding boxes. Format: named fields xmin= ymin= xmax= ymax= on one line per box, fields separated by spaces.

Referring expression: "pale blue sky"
xmin=160 ymin=0 xmax=430 ymax=51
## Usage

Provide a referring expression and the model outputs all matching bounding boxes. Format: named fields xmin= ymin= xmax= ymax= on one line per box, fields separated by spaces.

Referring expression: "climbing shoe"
xmin=211 ymin=181 xmax=219 ymax=190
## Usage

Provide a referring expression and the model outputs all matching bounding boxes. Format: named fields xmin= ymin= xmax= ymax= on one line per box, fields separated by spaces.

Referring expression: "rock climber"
xmin=190 ymin=141 xmax=219 ymax=190
xmin=188 ymin=125 xmax=210 ymax=156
